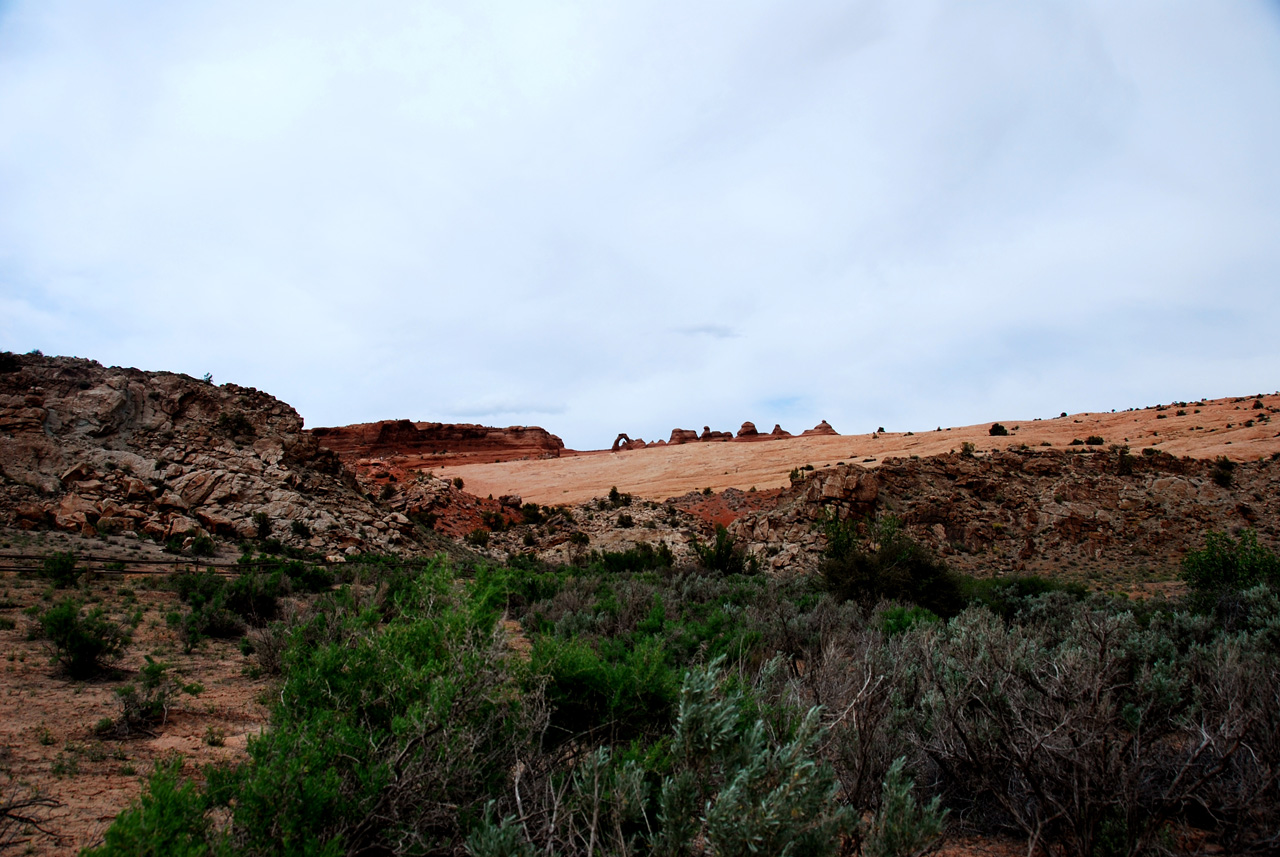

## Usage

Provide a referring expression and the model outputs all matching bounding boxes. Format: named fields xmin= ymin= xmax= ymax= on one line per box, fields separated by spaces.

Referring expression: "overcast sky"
xmin=2 ymin=1 xmax=1278 ymax=449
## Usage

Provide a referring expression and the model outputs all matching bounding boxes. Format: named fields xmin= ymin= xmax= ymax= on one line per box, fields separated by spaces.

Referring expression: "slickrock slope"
xmin=432 ymin=394 xmax=1280 ymax=505
xmin=0 ymin=353 xmax=433 ymax=555
xmin=310 ymin=420 xmax=564 ymax=465
xmin=732 ymin=447 xmax=1280 ymax=584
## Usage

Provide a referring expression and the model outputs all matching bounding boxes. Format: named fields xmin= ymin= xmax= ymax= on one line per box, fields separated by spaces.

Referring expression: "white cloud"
xmin=1 ymin=1 xmax=1278 ymax=449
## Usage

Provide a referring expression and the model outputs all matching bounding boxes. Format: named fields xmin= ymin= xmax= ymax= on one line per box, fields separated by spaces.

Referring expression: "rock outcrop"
xmin=658 ymin=421 xmax=820 ymax=447
xmin=669 ymin=428 xmax=700 ymax=445
xmin=0 ymin=353 xmax=434 ymax=555
xmin=311 ymin=420 xmax=564 ymax=464
xmin=732 ymin=447 xmax=1280 ymax=578
xmin=800 ymin=420 xmax=837 ymax=436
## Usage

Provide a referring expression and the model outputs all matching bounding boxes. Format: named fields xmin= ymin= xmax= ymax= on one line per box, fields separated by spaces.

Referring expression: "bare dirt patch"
xmin=0 ymin=562 xmax=270 ymax=855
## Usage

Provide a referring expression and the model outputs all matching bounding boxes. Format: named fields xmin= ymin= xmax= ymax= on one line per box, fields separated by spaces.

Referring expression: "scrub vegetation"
xmin=76 ymin=523 xmax=1280 ymax=856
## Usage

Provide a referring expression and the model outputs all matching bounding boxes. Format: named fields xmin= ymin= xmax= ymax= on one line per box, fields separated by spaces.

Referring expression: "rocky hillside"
xmin=0 ymin=353 xmax=440 ymax=556
xmin=733 ymin=446 xmax=1280 ymax=584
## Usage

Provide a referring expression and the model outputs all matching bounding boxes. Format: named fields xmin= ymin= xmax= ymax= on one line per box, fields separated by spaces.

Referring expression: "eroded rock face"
xmin=732 ymin=448 xmax=1280 ymax=577
xmin=737 ymin=422 xmax=759 ymax=438
xmin=310 ymin=420 xmax=564 ymax=464
xmin=0 ymin=353 xmax=429 ymax=555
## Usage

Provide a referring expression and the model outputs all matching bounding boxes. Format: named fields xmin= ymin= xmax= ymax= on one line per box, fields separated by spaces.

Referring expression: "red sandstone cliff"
xmin=309 ymin=420 xmax=565 ymax=465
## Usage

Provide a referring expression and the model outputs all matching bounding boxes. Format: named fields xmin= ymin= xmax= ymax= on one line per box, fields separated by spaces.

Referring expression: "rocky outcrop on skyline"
xmin=800 ymin=420 xmax=837 ymax=436
xmin=658 ymin=420 xmax=823 ymax=447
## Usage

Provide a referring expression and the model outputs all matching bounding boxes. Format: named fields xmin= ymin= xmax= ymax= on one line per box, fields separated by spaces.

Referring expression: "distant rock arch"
xmin=612 ymin=433 xmax=632 ymax=452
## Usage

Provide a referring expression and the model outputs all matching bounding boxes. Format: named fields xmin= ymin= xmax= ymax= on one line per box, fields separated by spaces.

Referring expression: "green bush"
xmin=39 ymin=599 xmax=130 ymax=678
xmin=653 ymin=656 xmax=851 ymax=856
xmin=1182 ymin=528 xmax=1280 ymax=620
xmin=532 ymin=635 xmax=677 ymax=746
xmin=114 ymin=657 xmax=190 ymax=735
xmin=82 ymin=756 xmax=214 ymax=856
xmin=862 ymin=757 xmax=947 ymax=857
xmin=693 ymin=525 xmax=756 ymax=575
xmin=820 ymin=516 xmax=964 ymax=618
xmin=41 ymin=551 xmax=79 ymax=588
xmin=989 ymin=423 xmax=1009 ymax=437
xmin=1211 ymin=455 xmax=1236 ymax=487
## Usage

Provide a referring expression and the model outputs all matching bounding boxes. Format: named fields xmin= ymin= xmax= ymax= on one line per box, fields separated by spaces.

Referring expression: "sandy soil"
xmin=0 ymin=564 xmax=271 ymax=855
xmin=431 ymin=394 xmax=1280 ymax=505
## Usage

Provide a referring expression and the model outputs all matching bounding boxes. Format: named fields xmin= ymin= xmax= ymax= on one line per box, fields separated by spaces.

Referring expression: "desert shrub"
xmin=878 ymin=604 xmax=939 ymax=637
xmin=223 ymin=571 xmax=282 ymax=624
xmin=223 ymin=563 xmax=540 ymax=856
xmin=39 ymin=599 xmax=130 ymax=678
xmin=988 ymin=423 xmax=1009 ymax=437
xmin=480 ymin=510 xmax=508 ymax=532
xmin=903 ymin=597 xmax=1280 ymax=857
xmin=961 ymin=575 xmax=1089 ymax=622
xmin=82 ymin=756 xmax=214 ymax=856
xmin=40 ymin=551 xmax=79 ymax=588
xmin=252 ymin=511 xmax=272 ymax=540
xmin=289 ymin=520 xmax=311 ymax=539
xmin=1085 ymin=435 xmax=1105 ymax=445
xmin=863 ymin=757 xmax=947 ymax=857
xmin=590 ymin=542 xmax=674 ymax=574
xmin=0 ymin=352 xmax=19 ymax=374
xmin=650 ymin=657 xmax=851 ymax=856
xmin=1211 ymin=455 xmax=1236 ymax=487
xmin=693 ymin=525 xmax=756 ymax=575
xmin=1181 ymin=528 xmax=1280 ymax=621
xmin=531 ymin=635 xmax=677 ymax=746
xmin=113 ymin=657 xmax=194 ymax=735
xmin=520 ymin=503 xmax=544 ymax=525
xmin=466 ymin=529 xmax=491 ymax=548
xmin=189 ymin=535 xmax=215 ymax=557
xmin=821 ymin=516 xmax=964 ymax=618
xmin=453 ymin=476 xmax=465 ymax=490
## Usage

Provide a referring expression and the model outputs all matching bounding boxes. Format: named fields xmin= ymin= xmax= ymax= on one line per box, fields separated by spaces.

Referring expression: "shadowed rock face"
xmin=732 ymin=447 xmax=1280 ymax=578
xmin=310 ymin=420 xmax=564 ymax=464
xmin=0 ymin=353 xmax=429 ymax=555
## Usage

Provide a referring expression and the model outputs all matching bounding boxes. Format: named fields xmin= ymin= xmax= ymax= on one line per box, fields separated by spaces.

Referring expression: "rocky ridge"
xmin=731 ymin=446 xmax=1280 ymax=581
xmin=0 ymin=354 xmax=440 ymax=556
xmin=310 ymin=420 xmax=564 ymax=464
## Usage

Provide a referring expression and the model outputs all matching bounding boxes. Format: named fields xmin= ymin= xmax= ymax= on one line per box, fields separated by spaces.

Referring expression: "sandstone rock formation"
xmin=310 ymin=420 xmax=564 ymax=464
xmin=800 ymin=420 xmax=837 ymax=436
xmin=737 ymin=422 xmax=758 ymax=438
xmin=732 ymin=447 xmax=1280 ymax=578
xmin=0 ymin=353 xmax=432 ymax=555
xmin=669 ymin=428 xmax=700 ymax=445
xmin=771 ymin=424 xmax=791 ymax=437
